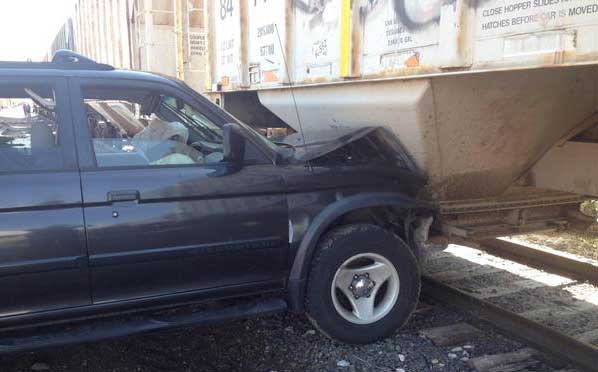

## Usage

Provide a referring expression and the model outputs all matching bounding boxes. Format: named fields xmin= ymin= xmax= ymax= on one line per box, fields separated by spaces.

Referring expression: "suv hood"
xmin=282 ymin=126 xmax=418 ymax=173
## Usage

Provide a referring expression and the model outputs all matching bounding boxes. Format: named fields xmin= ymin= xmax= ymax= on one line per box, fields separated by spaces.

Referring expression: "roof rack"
xmin=51 ymin=50 xmax=95 ymax=64
xmin=0 ymin=50 xmax=114 ymax=71
xmin=51 ymin=50 xmax=114 ymax=70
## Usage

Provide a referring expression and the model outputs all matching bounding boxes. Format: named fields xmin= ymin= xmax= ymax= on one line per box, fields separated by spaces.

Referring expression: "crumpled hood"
xmin=282 ymin=126 xmax=418 ymax=173
xmin=285 ymin=127 xmax=378 ymax=161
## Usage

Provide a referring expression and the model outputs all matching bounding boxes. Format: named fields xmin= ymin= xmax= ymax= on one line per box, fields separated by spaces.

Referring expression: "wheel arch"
xmin=287 ymin=192 xmax=434 ymax=312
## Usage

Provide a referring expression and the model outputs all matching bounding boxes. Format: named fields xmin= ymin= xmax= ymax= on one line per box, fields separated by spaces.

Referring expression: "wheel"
xmin=305 ymin=223 xmax=420 ymax=344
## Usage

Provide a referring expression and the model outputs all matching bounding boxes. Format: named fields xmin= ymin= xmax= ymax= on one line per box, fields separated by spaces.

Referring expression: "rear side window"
xmin=0 ymin=84 xmax=64 ymax=171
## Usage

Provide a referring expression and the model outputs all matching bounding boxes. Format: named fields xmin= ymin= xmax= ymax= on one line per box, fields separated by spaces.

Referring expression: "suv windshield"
xmin=160 ymin=96 xmax=222 ymax=144
xmin=176 ymin=79 xmax=282 ymax=156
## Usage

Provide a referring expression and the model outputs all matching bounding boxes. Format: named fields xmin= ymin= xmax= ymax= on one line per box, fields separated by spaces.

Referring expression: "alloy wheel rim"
xmin=331 ymin=252 xmax=400 ymax=325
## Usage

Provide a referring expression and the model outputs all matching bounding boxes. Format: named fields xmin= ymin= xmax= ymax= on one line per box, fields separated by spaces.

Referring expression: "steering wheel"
xmin=191 ymin=139 xmax=222 ymax=153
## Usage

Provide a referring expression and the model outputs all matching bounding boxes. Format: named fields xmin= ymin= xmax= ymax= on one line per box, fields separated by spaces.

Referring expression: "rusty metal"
xmin=239 ymin=0 xmax=248 ymax=88
xmin=208 ymin=0 xmax=598 ymax=87
xmin=422 ymin=276 xmax=598 ymax=372
xmin=436 ymin=188 xmax=586 ymax=240
xmin=174 ymin=0 xmax=186 ymax=80
xmin=441 ymin=219 xmax=567 ymax=241
xmin=439 ymin=189 xmax=587 ymax=214
xmin=205 ymin=0 xmax=215 ymax=91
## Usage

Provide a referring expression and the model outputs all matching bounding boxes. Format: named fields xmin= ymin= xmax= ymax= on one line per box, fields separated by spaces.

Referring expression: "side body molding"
xmin=287 ymin=192 xmax=434 ymax=312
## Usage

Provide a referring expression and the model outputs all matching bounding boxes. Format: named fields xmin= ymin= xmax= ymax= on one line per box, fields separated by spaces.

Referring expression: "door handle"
xmin=107 ymin=190 xmax=140 ymax=203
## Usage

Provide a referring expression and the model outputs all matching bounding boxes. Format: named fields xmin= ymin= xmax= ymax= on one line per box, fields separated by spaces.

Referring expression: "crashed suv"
xmin=0 ymin=51 xmax=432 ymax=352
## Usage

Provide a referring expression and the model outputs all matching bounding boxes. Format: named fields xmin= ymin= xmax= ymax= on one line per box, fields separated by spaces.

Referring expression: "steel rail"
xmin=421 ymin=276 xmax=598 ymax=372
xmin=475 ymin=239 xmax=598 ymax=285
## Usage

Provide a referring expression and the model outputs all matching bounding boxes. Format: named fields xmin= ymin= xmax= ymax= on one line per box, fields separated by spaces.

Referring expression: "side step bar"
xmin=0 ymin=298 xmax=287 ymax=354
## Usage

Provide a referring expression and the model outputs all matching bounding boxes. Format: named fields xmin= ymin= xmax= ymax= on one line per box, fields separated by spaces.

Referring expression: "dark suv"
xmin=0 ymin=51 xmax=431 ymax=352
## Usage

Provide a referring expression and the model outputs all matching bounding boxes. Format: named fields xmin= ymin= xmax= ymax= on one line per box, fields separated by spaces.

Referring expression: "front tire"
xmin=305 ymin=223 xmax=420 ymax=344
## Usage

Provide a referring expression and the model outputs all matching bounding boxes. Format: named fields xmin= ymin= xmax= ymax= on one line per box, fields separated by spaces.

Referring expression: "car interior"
xmin=83 ymin=88 xmax=225 ymax=168
xmin=0 ymin=85 xmax=62 ymax=171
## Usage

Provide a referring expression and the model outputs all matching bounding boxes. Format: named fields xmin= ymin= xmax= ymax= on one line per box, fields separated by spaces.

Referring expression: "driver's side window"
xmin=83 ymin=86 xmax=224 ymax=168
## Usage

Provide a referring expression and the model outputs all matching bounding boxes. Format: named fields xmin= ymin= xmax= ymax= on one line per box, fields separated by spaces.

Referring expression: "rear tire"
xmin=305 ymin=223 xmax=420 ymax=344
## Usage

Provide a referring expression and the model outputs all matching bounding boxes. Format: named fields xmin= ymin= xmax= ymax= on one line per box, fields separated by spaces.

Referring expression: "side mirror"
xmin=222 ymin=123 xmax=245 ymax=165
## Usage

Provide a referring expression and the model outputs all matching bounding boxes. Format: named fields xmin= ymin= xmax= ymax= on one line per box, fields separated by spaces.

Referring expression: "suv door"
xmin=70 ymin=77 xmax=288 ymax=304
xmin=0 ymin=76 xmax=89 ymax=318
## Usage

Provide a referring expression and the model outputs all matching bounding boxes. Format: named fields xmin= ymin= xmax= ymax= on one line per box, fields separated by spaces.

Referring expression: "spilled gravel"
xmin=0 ymin=302 xmax=559 ymax=372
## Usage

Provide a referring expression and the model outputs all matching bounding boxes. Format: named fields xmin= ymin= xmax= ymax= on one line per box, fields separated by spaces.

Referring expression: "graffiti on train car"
xmin=217 ymin=0 xmax=598 ymax=87
xmin=293 ymin=0 xmax=342 ymax=81
xmin=294 ymin=0 xmax=453 ymax=30
xmin=392 ymin=0 xmax=455 ymax=29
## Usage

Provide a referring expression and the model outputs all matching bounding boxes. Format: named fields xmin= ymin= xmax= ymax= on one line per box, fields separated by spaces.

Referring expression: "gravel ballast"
xmin=0 ymin=303 xmax=559 ymax=372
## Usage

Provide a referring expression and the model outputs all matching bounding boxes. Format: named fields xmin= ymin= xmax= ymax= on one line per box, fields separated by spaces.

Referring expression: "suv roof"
xmin=0 ymin=50 xmax=179 ymax=87
xmin=0 ymin=50 xmax=114 ymax=71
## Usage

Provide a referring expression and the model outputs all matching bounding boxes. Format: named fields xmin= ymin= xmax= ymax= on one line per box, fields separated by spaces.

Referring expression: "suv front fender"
xmin=287 ymin=192 xmax=434 ymax=312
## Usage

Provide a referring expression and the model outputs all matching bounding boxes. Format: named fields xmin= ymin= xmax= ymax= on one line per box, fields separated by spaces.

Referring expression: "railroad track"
xmin=420 ymin=238 xmax=598 ymax=372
